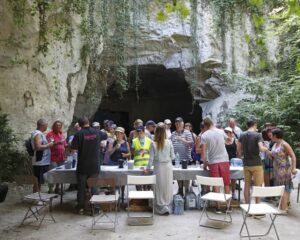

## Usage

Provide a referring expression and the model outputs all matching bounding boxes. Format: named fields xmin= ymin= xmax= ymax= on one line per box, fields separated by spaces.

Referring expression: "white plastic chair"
xmin=239 ymin=185 xmax=285 ymax=240
xmin=196 ymin=175 xmax=232 ymax=229
xmin=87 ymin=178 xmax=119 ymax=232
xmin=127 ymin=175 xmax=156 ymax=225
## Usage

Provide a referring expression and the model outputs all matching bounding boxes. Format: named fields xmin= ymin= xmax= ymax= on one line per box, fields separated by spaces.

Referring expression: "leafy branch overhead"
xmin=156 ymin=0 xmax=190 ymax=22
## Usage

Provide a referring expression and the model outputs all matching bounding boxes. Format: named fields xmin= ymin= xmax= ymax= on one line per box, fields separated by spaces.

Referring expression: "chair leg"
xmin=199 ymin=200 xmax=208 ymax=226
xmin=240 ymin=212 xmax=280 ymax=240
xmin=223 ymin=200 xmax=232 ymax=226
xmin=91 ymin=203 xmax=95 ymax=230
xmin=239 ymin=211 xmax=251 ymax=240
xmin=297 ymin=183 xmax=300 ymax=203
xmin=37 ymin=207 xmax=47 ymax=230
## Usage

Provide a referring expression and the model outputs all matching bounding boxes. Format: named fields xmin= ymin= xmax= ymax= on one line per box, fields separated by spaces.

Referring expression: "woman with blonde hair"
xmin=149 ymin=122 xmax=175 ymax=215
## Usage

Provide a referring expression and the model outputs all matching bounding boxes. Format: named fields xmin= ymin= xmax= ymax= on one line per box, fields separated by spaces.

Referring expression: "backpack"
xmin=25 ymin=137 xmax=34 ymax=156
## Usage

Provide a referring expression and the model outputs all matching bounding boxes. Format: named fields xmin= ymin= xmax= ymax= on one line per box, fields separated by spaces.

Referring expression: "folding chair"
xmin=239 ymin=185 xmax=285 ymax=240
xmin=196 ymin=175 xmax=232 ymax=229
xmin=15 ymin=175 xmax=58 ymax=229
xmin=127 ymin=175 xmax=156 ymax=225
xmin=87 ymin=177 xmax=119 ymax=232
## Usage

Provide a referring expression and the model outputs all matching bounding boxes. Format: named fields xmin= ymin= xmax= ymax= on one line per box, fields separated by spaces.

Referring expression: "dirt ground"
xmin=1 ymin=182 xmax=300 ymax=240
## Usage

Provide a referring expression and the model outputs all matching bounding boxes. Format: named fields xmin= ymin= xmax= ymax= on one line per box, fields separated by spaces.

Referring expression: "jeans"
xmin=76 ymin=172 xmax=98 ymax=209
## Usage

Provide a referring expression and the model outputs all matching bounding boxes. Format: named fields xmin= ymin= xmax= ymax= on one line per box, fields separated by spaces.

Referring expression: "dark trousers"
xmin=76 ymin=172 xmax=98 ymax=209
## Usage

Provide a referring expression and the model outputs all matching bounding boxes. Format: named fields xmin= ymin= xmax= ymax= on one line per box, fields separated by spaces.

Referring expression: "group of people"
xmin=30 ymin=115 xmax=297 ymax=215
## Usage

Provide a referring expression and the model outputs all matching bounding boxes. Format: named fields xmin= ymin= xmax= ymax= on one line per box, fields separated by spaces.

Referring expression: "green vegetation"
xmin=0 ymin=114 xmax=30 ymax=181
xmin=225 ymin=0 xmax=300 ymax=159
xmin=155 ymin=0 xmax=190 ymax=22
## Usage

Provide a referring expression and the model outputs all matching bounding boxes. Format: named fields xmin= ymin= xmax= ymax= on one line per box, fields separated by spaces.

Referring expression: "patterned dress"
xmin=272 ymin=142 xmax=293 ymax=192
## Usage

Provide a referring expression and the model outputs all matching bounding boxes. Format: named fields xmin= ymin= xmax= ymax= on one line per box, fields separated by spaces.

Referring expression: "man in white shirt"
xmin=201 ymin=116 xmax=231 ymax=213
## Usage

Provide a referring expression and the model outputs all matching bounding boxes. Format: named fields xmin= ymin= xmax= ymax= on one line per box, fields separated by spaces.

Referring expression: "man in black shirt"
xmin=237 ymin=118 xmax=268 ymax=204
xmin=71 ymin=116 xmax=102 ymax=214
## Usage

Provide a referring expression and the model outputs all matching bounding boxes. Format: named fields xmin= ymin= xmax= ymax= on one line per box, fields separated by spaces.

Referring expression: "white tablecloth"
xmin=44 ymin=166 xmax=244 ymax=186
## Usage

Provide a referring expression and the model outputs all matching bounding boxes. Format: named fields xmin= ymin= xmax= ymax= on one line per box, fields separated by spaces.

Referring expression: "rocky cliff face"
xmin=0 ymin=0 xmax=93 ymax=143
xmin=0 ymin=0 xmax=278 ymax=142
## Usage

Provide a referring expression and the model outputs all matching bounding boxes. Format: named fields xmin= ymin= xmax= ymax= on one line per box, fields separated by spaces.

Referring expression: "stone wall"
xmin=0 ymin=0 xmax=92 ymax=144
xmin=0 ymin=0 xmax=279 ymax=144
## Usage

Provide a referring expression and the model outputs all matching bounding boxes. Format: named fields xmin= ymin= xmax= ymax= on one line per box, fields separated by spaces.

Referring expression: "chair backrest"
xmin=196 ymin=175 xmax=224 ymax=187
xmin=252 ymin=186 xmax=285 ymax=198
xmin=15 ymin=175 xmax=41 ymax=201
xmin=15 ymin=175 xmax=39 ymax=191
xmin=127 ymin=175 xmax=156 ymax=185
xmin=87 ymin=177 xmax=116 ymax=190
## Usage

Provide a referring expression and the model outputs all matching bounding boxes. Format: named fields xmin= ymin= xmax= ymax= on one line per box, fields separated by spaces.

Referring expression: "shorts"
xmin=33 ymin=165 xmax=50 ymax=184
xmin=244 ymin=165 xmax=264 ymax=186
xmin=208 ymin=162 xmax=231 ymax=186
xmin=262 ymin=158 xmax=273 ymax=171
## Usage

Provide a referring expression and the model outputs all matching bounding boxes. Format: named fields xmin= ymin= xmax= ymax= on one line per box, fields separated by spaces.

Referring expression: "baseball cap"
xmin=134 ymin=119 xmax=143 ymax=125
xmin=136 ymin=126 xmax=144 ymax=132
xmin=175 ymin=117 xmax=183 ymax=122
xmin=164 ymin=119 xmax=172 ymax=124
xmin=145 ymin=120 xmax=156 ymax=127
xmin=92 ymin=122 xmax=100 ymax=127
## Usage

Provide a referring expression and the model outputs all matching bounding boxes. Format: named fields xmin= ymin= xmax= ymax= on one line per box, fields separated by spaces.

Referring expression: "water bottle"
xmin=175 ymin=152 xmax=180 ymax=168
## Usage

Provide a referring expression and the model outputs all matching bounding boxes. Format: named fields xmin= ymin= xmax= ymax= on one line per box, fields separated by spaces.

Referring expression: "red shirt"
xmin=46 ymin=131 xmax=66 ymax=162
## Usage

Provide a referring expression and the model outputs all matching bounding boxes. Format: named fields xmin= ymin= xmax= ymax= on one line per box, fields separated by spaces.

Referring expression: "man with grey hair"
xmin=31 ymin=118 xmax=54 ymax=191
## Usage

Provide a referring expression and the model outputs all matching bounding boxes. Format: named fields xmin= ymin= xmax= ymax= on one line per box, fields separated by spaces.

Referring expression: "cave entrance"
xmin=95 ymin=65 xmax=202 ymax=134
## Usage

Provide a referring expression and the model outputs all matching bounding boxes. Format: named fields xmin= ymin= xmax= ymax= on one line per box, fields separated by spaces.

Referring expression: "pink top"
xmin=46 ymin=131 xmax=66 ymax=162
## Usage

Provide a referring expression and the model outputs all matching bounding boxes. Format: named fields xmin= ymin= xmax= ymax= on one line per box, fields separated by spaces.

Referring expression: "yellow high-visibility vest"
xmin=132 ymin=137 xmax=152 ymax=166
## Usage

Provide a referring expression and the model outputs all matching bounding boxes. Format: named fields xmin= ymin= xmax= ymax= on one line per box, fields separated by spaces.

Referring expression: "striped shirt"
xmin=171 ymin=129 xmax=193 ymax=162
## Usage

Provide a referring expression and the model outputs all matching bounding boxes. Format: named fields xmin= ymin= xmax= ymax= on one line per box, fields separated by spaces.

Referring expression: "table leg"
xmin=60 ymin=183 xmax=63 ymax=204
xmin=238 ymin=179 xmax=241 ymax=202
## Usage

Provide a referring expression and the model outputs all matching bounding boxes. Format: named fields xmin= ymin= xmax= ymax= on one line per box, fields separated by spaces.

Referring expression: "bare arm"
xmin=236 ymin=140 xmax=242 ymax=158
xmin=121 ymin=142 xmax=131 ymax=159
xmin=283 ymin=142 xmax=297 ymax=173
xmin=201 ymin=143 xmax=208 ymax=170
xmin=34 ymin=134 xmax=53 ymax=151
xmin=107 ymin=141 xmax=116 ymax=155
xmin=258 ymin=142 xmax=268 ymax=152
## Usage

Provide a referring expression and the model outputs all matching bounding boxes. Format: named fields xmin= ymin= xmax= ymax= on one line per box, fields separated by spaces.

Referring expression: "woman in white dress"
xmin=149 ymin=122 xmax=175 ymax=215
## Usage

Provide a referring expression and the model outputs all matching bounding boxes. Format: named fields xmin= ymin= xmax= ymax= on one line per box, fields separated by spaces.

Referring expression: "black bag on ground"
xmin=0 ymin=184 xmax=8 ymax=203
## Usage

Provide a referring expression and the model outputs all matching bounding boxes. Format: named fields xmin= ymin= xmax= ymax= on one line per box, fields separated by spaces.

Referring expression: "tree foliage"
xmin=226 ymin=0 xmax=300 ymax=160
xmin=0 ymin=114 xmax=30 ymax=181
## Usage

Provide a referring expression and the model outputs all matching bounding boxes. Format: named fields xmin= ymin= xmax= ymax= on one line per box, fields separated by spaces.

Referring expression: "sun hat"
xmin=115 ymin=127 xmax=125 ymax=134
xmin=224 ymin=127 xmax=233 ymax=133
xmin=164 ymin=119 xmax=172 ymax=124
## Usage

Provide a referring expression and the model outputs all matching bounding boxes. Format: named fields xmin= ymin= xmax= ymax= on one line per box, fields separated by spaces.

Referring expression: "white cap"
xmin=92 ymin=122 xmax=100 ymax=127
xmin=224 ymin=127 xmax=233 ymax=133
xmin=164 ymin=119 xmax=172 ymax=124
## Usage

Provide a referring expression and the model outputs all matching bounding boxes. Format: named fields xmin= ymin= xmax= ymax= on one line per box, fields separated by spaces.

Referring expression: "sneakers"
xmin=215 ymin=208 xmax=222 ymax=214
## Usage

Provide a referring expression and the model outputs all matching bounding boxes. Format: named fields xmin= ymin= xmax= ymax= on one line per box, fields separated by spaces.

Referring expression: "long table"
xmin=44 ymin=165 xmax=244 ymax=203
